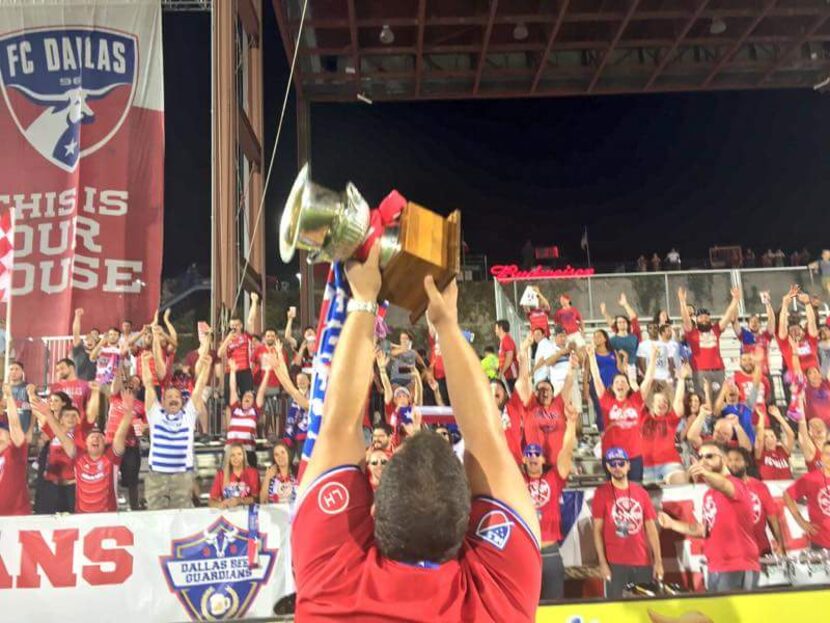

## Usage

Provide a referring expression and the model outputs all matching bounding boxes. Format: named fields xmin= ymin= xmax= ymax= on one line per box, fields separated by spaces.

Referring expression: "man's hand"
xmin=678 ymin=363 xmax=692 ymax=380
xmin=797 ymin=293 xmax=811 ymax=305
xmin=287 ymin=307 xmax=296 ymax=320
xmin=599 ymin=302 xmax=607 ymax=316
xmin=424 ymin=276 xmax=458 ymax=330
xmin=375 ymin=348 xmax=389 ymax=369
xmin=75 ymin=308 xmax=84 ymax=317
xmin=653 ymin=560 xmax=664 ymax=581
xmin=618 ymin=292 xmax=628 ymax=307
xmin=250 ymin=291 xmax=259 ymax=304
xmin=730 ymin=287 xmax=741 ymax=301
xmin=599 ymin=561 xmax=612 ymax=581
xmin=657 ymin=512 xmax=674 ymax=530
xmin=345 ymin=243 xmax=382 ymax=303
xmin=688 ymin=462 xmax=707 ymax=480
xmin=89 ymin=381 xmax=101 ymax=393
xmin=677 ymin=287 xmax=687 ymax=303
xmin=26 ymin=383 xmax=37 ymax=397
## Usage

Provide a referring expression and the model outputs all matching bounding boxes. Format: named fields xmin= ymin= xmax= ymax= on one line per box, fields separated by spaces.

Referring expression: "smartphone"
xmin=760 ymin=292 xmax=770 ymax=305
xmin=197 ymin=321 xmax=209 ymax=342
xmin=289 ymin=306 xmax=296 ymax=316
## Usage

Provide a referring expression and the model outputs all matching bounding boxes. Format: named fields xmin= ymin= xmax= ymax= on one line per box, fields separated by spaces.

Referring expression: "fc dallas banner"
xmin=0 ymin=0 xmax=163 ymax=351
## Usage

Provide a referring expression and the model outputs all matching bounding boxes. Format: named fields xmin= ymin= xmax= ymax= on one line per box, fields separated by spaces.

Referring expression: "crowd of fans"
xmin=3 ymin=260 xmax=830 ymax=601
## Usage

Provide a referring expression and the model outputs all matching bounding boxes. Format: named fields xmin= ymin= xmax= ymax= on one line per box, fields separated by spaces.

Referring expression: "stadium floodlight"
xmin=380 ymin=24 xmax=395 ymax=45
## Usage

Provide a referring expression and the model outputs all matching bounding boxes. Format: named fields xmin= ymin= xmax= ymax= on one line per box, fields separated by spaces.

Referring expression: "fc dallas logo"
xmin=0 ymin=27 xmax=137 ymax=172
xmin=528 ymin=479 xmax=551 ymax=509
xmin=749 ymin=491 xmax=762 ymax=525
xmin=611 ymin=497 xmax=644 ymax=535
xmin=818 ymin=487 xmax=830 ymax=517
xmin=702 ymin=494 xmax=717 ymax=530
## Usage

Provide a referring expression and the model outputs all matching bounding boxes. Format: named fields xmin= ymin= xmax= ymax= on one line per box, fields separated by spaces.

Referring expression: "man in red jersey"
xmin=726 ymin=447 xmax=785 ymax=556
xmin=592 ymin=447 xmax=662 ymax=598
xmin=291 ymin=245 xmax=541 ymax=622
xmin=777 ymin=286 xmax=819 ymax=376
xmin=0 ymin=385 xmax=31 ymax=515
xmin=754 ymin=404 xmax=794 ymax=481
xmin=658 ymin=441 xmax=760 ymax=592
xmin=494 ymin=319 xmax=518 ymax=390
xmin=51 ymin=358 xmax=91 ymax=412
xmin=523 ymin=400 xmax=577 ymax=600
xmin=731 ymin=351 xmax=771 ymax=425
xmin=45 ymin=388 xmax=136 ymax=513
xmin=553 ymin=294 xmax=584 ymax=347
xmin=218 ymin=292 xmax=259 ymax=402
xmin=678 ymin=287 xmax=740 ymax=393
xmin=523 ymin=286 xmax=551 ymax=338
xmin=783 ymin=440 xmax=830 ymax=551
xmin=492 ymin=334 xmax=533 ymax=466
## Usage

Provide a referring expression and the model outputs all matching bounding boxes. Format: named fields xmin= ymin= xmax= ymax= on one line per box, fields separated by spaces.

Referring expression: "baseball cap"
xmin=604 ymin=447 xmax=629 ymax=462
xmin=523 ymin=443 xmax=543 ymax=457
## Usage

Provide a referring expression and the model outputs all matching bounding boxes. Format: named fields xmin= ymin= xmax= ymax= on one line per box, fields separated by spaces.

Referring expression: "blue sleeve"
xmin=738 ymin=405 xmax=756 ymax=445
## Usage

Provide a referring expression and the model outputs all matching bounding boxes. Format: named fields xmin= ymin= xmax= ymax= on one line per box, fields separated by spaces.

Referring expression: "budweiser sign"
xmin=489 ymin=264 xmax=595 ymax=282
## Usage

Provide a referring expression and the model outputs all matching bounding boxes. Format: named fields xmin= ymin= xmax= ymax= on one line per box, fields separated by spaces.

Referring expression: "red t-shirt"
xmin=744 ymin=477 xmax=778 ymax=555
xmin=805 ymin=380 xmax=830 ymax=427
xmin=806 ymin=451 xmax=824 ymax=473
xmin=252 ymin=344 xmax=287 ymax=388
xmin=686 ymin=326 xmax=724 ymax=371
xmin=777 ymin=334 xmax=819 ymax=373
xmin=291 ymin=466 xmax=540 ymax=622
xmin=428 ymin=334 xmax=445 ymax=380
xmin=502 ymin=392 xmax=525 ymax=466
xmin=75 ymin=447 xmax=122 ymax=513
xmin=105 ymin=396 xmax=146 ymax=448
xmin=733 ymin=370 xmax=771 ymax=424
xmin=266 ymin=473 xmax=297 ymax=504
xmin=701 ymin=476 xmax=760 ymax=572
xmin=553 ymin=307 xmax=582 ymax=334
xmin=527 ymin=308 xmax=550 ymax=337
xmin=525 ymin=469 xmax=566 ymax=543
xmin=50 ymin=379 xmax=90 ymax=412
xmin=641 ymin=411 xmax=681 ymax=466
xmin=0 ymin=441 xmax=31 ymax=515
xmin=226 ymin=403 xmax=259 ymax=451
xmin=498 ymin=334 xmax=518 ymax=380
xmin=759 ymin=446 xmax=793 ymax=481
xmin=209 ymin=467 xmax=260 ymax=501
xmin=591 ymin=481 xmax=657 ymax=566
xmin=599 ymin=392 xmax=645 ymax=458
xmin=522 ymin=394 xmax=566 ymax=465
xmin=786 ymin=470 xmax=830 ymax=548
xmin=43 ymin=422 xmax=89 ymax=484
xmin=225 ymin=332 xmax=253 ymax=372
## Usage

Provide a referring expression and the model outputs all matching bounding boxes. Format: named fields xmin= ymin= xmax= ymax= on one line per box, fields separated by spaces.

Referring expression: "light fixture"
xmin=379 ymin=24 xmax=395 ymax=44
xmin=357 ymin=92 xmax=373 ymax=105
xmin=513 ymin=22 xmax=528 ymax=41
xmin=709 ymin=18 xmax=727 ymax=35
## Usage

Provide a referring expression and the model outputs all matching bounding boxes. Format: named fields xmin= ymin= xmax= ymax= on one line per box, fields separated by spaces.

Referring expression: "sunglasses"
xmin=370 ymin=459 xmax=389 ymax=466
xmin=525 ymin=451 xmax=542 ymax=458
xmin=700 ymin=453 xmax=719 ymax=460
xmin=438 ymin=431 xmax=450 ymax=438
xmin=607 ymin=460 xmax=628 ymax=468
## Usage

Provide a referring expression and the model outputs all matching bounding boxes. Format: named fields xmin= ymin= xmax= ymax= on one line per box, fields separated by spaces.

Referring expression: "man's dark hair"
xmin=726 ymin=446 xmax=751 ymax=462
xmin=374 ymin=432 xmax=470 ymax=563
xmin=489 ymin=378 xmax=507 ymax=394
xmin=60 ymin=405 xmax=81 ymax=419
xmin=495 ymin=319 xmax=510 ymax=333
xmin=373 ymin=423 xmax=392 ymax=436
xmin=483 ymin=345 xmax=495 ymax=354
xmin=57 ymin=358 xmax=75 ymax=368
xmin=400 ymin=329 xmax=413 ymax=341
xmin=264 ymin=327 xmax=278 ymax=335
xmin=699 ymin=440 xmax=726 ymax=455
xmin=9 ymin=360 xmax=24 ymax=370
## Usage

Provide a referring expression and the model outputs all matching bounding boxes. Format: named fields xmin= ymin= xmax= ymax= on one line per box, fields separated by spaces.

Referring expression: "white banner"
xmin=0 ymin=505 xmax=294 ymax=621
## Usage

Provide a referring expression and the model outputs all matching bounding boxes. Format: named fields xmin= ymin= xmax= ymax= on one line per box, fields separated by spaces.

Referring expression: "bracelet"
xmin=346 ymin=299 xmax=379 ymax=316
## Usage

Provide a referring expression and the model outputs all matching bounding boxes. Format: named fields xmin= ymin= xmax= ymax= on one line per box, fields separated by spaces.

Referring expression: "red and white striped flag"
xmin=0 ymin=210 xmax=13 ymax=303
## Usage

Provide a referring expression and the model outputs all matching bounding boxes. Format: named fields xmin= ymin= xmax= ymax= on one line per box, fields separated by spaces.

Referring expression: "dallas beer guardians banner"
xmin=0 ymin=0 xmax=163 ymax=354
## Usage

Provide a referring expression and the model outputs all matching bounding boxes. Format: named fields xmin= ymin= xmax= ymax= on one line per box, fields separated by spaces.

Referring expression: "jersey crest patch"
xmin=475 ymin=510 xmax=514 ymax=550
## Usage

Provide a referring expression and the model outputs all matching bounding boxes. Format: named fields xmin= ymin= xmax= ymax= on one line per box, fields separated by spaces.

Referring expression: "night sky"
xmin=161 ymin=8 xmax=830 ymax=283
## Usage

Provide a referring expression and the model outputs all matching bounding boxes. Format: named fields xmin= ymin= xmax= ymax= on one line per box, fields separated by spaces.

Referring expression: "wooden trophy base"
xmin=379 ymin=202 xmax=461 ymax=323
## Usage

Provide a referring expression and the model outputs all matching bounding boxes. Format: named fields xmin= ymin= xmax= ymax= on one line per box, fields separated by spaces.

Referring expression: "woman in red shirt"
xmin=586 ymin=342 xmax=658 ymax=482
xmin=209 ymin=443 xmax=260 ymax=508
xmin=260 ymin=441 xmax=297 ymax=504
xmin=754 ymin=405 xmax=794 ymax=480
xmin=642 ymin=364 xmax=690 ymax=485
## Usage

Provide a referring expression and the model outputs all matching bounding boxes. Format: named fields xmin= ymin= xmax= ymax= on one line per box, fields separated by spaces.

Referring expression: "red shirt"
xmin=733 ymin=369 xmax=771 ymax=423
xmin=806 ymin=451 xmax=824 ymax=473
xmin=686 ymin=326 xmax=724 ymax=371
xmin=522 ymin=394 xmax=566 ymax=465
xmin=525 ymin=469 xmax=566 ymax=543
xmin=786 ymin=470 xmax=830 ymax=548
xmin=591 ymin=481 xmax=657 ymax=566
xmin=428 ymin=334 xmax=445 ymax=380
xmin=0 ymin=441 xmax=31 ymax=515
xmin=226 ymin=403 xmax=259 ymax=451
xmin=266 ymin=472 xmax=297 ymax=504
xmin=50 ymin=379 xmax=90 ymax=412
xmin=744 ymin=477 xmax=778 ymax=555
xmin=498 ymin=334 xmax=518 ymax=380
xmin=502 ymin=392 xmax=525 ymax=466
xmin=701 ymin=476 xmax=760 ymax=573
xmin=527 ymin=308 xmax=550 ymax=337
xmin=209 ymin=466 xmax=260 ymax=501
xmin=553 ymin=307 xmax=582 ymax=334
xmin=759 ymin=446 xmax=792 ymax=481
xmin=777 ymin=334 xmax=819 ymax=373
xmin=105 ymin=396 xmax=146 ymax=448
xmin=641 ymin=411 xmax=681 ymax=466
xmin=225 ymin=332 xmax=253 ymax=372
xmin=75 ymin=447 xmax=122 ymax=513
xmin=252 ymin=344 xmax=286 ymax=388
xmin=599 ymin=392 xmax=645 ymax=458
xmin=292 ymin=466 xmax=540 ymax=623
xmin=805 ymin=380 xmax=830 ymax=427
xmin=43 ymin=423 xmax=84 ymax=484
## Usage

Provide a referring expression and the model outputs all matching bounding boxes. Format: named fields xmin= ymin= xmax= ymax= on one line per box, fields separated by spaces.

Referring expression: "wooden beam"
xmin=414 ymin=0 xmax=427 ymax=96
xmin=238 ymin=108 xmax=262 ymax=171
xmin=237 ymin=0 xmax=260 ymax=45
xmin=346 ymin=0 xmax=360 ymax=92
xmin=645 ymin=0 xmax=711 ymax=90
xmin=587 ymin=0 xmax=642 ymax=93
xmin=473 ymin=0 xmax=499 ymax=95
xmin=271 ymin=0 xmax=303 ymax=96
xmin=531 ymin=0 xmax=570 ymax=94
xmin=758 ymin=13 xmax=830 ymax=84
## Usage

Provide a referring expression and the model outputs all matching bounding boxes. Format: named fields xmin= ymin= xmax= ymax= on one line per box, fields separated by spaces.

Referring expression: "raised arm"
xmin=714 ymin=379 xmax=730 ymax=415
xmin=599 ymin=302 xmax=614 ymax=329
xmin=89 ymin=336 xmax=105 ymax=362
xmin=425 ymin=275 xmax=541 ymax=544
xmin=535 ymin=288 xmax=551 ymax=312
xmin=112 ymin=389 xmax=136 ymax=456
xmin=375 ymin=349 xmax=393 ymax=405
xmin=674 ymin=364 xmax=689 ymax=416
xmin=770 ymin=405 xmax=795 ymax=454
xmin=272 ymin=354 xmax=310 ymax=411
xmin=797 ymin=417 xmax=817 ymax=461
xmin=754 ymin=400 xmax=767 ymax=461
xmin=802 ymin=293 xmax=819 ymax=338
xmin=556 ymin=402 xmax=578 ymax=480
xmin=162 ymin=308 xmax=179 ymax=349
xmin=678 ymin=288 xmax=692 ymax=333
xmin=86 ymin=381 xmax=101 ymax=425
xmin=283 ymin=307 xmax=298 ymax=349
xmin=639 ymin=342 xmax=659 ymax=398
xmin=141 ymin=352 xmax=158 ymax=412
xmin=151 ymin=326 xmax=167 ymax=381
xmin=190 ymin=352 xmax=212 ymax=417
xmin=246 ymin=291 xmax=260 ymax=334
xmin=686 ymin=404 xmax=711 ymax=448
xmin=719 ymin=287 xmax=741 ymax=332
xmin=513 ymin=334 xmax=534 ymax=406
xmin=217 ymin=331 xmax=233 ymax=359
xmin=731 ymin=418 xmax=752 ymax=451
xmin=72 ymin=308 xmax=84 ymax=347
xmin=778 ymin=287 xmax=796 ymax=340
xmin=584 ymin=343 xmax=606 ymax=398
xmin=298 ymin=247 xmax=381 ymax=495
xmin=3 ymin=385 xmax=26 ymax=448
xmin=228 ymin=360 xmax=240 ymax=405
xmin=689 ymin=461 xmax=736 ymax=498
xmin=657 ymin=512 xmax=706 ymax=538
xmin=762 ymin=292 xmax=776 ymax=334
xmin=619 ymin=292 xmax=637 ymax=322
xmin=255 ymin=365 xmax=269 ymax=409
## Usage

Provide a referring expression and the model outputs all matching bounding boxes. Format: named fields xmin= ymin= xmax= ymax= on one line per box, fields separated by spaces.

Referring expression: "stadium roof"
xmin=271 ymin=0 xmax=830 ymax=102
